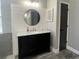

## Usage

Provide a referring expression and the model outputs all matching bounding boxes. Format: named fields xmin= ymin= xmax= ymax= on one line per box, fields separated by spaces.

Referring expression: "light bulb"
xmin=24 ymin=1 xmax=31 ymax=6
xmin=32 ymin=2 xmax=36 ymax=7
xmin=24 ymin=1 xmax=40 ymax=7
xmin=32 ymin=2 xmax=39 ymax=7
xmin=36 ymin=3 xmax=39 ymax=7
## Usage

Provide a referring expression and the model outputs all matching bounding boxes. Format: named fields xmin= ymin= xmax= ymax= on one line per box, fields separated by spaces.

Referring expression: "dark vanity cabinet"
xmin=18 ymin=32 xmax=51 ymax=59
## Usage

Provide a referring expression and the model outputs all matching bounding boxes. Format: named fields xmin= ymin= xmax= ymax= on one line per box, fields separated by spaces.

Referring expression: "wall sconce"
xmin=24 ymin=1 xmax=40 ymax=7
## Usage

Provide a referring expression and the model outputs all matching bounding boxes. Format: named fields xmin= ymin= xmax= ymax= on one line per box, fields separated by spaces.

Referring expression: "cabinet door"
xmin=18 ymin=35 xmax=35 ymax=57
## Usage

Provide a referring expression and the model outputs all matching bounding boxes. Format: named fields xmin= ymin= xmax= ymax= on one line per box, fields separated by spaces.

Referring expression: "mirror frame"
xmin=24 ymin=9 xmax=40 ymax=26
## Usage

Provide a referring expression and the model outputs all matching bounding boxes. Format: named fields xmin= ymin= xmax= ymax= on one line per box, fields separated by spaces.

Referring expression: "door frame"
xmin=58 ymin=1 xmax=70 ymax=52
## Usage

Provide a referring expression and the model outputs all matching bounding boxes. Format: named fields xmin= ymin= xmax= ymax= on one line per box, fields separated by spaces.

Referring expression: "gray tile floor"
xmin=30 ymin=50 xmax=79 ymax=59
xmin=1 ymin=49 xmax=79 ymax=59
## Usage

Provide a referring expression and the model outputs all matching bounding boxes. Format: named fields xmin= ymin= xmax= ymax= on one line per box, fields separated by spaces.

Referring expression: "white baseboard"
xmin=67 ymin=45 xmax=79 ymax=55
xmin=52 ymin=48 xmax=59 ymax=54
xmin=5 ymin=55 xmax=13 ymax=59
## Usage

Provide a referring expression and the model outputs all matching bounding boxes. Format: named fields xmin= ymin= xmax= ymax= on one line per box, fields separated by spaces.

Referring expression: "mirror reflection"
xmin=24 ymin=9 xmax=40 ymax=26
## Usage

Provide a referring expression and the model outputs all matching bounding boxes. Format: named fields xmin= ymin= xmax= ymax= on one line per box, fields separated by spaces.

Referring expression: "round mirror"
xmin=24 ymin=9 xmax=40 ymax=26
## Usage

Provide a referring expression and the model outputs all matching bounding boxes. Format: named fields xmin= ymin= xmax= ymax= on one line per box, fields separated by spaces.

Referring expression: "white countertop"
xmin=17 ymin=31 xmax=50 ymax=36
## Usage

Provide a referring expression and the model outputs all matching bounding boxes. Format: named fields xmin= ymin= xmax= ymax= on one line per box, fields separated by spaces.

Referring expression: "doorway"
xmin=59 ymin=3 xmax=68 ymax=51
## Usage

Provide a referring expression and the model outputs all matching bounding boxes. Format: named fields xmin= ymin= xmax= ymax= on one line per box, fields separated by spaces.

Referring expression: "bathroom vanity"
xmin=17 ymin=31 xmax=51 ymax=59
xmin=11 ymin=3 xmax=51 ymax=59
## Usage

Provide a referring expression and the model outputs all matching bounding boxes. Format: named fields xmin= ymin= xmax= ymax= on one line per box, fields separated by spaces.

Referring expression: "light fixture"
xmin=24 ymin=1 xmax=40 ymax=7
xmin=24 ymin=1 xmax=31 ymax=6
xmin=32 ymin=2 xmax=36 ymax=7
xmin=32 ymin=2 xmax=39 ymax=7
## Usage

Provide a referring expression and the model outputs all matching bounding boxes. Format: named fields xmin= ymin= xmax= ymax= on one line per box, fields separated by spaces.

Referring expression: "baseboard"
xmin=67 ymin=45 xmax=79 ymax=55
xmin=52 ymin=48 xmax=59 ymax=54
xmin=5 ymin=55 xmax=13 ymax=59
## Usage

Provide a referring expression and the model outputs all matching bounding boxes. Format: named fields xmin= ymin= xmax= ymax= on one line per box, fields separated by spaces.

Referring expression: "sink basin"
xmin=17 ymin=31 xmax=50 ymax=36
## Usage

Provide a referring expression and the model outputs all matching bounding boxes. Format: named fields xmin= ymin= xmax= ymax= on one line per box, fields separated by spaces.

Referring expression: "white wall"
xmin=11 ymin=4 xmax=47 ymax=34
xmin=0 ymin=0 xmax=2 ymax=33
xmin=0 ymin=0 xmax=1 ymax=16
xmin=60 ymin=0 xmax=69 ymax=3
xmin=11 ymin=0 xmax=47 ymax=56
xmin=68 ymin=0 xmax=79 ymax=52
xmin=1 ymin=0 xmax=12 ymax=33
xmin=11 ymin=0 xmax=47 ymax=8
xmin=56 ymin=0 xmax=79 ymax=53
xmin=47 ymin=0 xmax=58 ymax=50
xmin=0 ymin=0 xmax=12 ymax=58
xmin=47 ymin=0 xmax=69 ymax=53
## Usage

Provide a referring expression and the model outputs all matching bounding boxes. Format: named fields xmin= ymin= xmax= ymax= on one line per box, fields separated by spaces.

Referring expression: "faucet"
xmin=33 ymin=27 xmax=36 ymax=32
xmin=27 ymin=27 xmax=29 ymax=32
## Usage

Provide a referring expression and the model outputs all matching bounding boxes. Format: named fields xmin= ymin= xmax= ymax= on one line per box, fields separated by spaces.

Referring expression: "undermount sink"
xmin=17 ymin=31 xmax=50 ymax=36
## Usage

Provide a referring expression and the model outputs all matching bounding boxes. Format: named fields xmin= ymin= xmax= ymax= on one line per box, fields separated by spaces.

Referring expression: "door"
xmin=59 ymin=3 xmax=68 ymax=51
